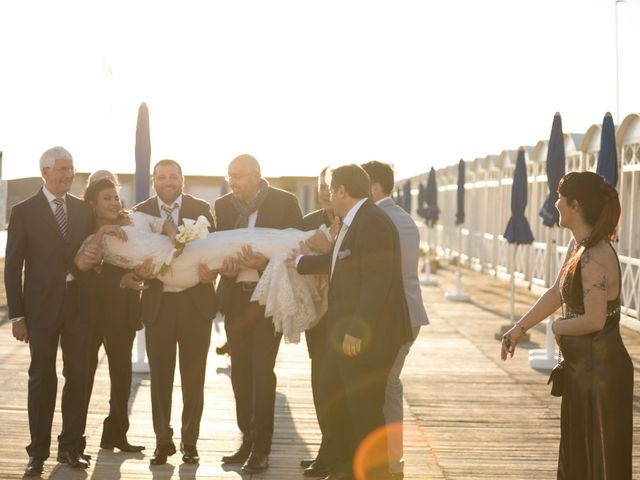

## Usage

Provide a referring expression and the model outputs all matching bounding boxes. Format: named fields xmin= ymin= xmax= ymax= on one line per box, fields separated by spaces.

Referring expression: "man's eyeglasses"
xmin=225 ymin=172 xmax=253 ymax=182
xmin=49 ymin=166 xmax=76 ymax=175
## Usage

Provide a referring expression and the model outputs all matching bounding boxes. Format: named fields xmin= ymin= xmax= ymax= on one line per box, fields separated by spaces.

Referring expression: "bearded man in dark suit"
xmin=134 ymin=159 xmax=217 ymax=466
xmin=295 ymin=164 xmax=413 ymax=480
xmin=5 ymin=146 xmax=94 ymax=476
xmin=216 ymin=154 xmax=303 ymax=474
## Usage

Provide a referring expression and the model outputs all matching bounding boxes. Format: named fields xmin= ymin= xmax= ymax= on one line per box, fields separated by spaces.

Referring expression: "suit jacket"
xmin=214 ymin=186 xmax=304 ymax=315
xmin=134 ymin=194 xmax=217 ymax=326
xmin=298 ymin=200 xmax=413 ymax=361
xmin=302 ymin=208 xmax=332 ymax=358
xmin=4 ymin=188 xmax=93 ymax=327
xmin=377 ymin=197 xmax=429 ymax=329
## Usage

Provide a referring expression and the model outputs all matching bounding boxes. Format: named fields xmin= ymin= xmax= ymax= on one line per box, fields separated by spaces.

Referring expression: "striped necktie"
xmin=53 ymin=197 xmax=68 ymax=240
xmin=161 ymin=203 xmax=179 ymax=225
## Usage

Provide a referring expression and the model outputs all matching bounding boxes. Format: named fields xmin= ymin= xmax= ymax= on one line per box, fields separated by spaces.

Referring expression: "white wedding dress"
xmin=99 ymin=212 xmax=328 ymax=343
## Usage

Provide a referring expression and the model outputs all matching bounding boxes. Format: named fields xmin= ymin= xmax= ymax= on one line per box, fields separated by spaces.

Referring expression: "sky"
xmin=1 ymin=0 xmax=638 ymax=181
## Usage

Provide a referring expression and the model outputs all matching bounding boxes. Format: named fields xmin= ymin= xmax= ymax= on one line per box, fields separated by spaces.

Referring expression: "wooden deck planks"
xmin=0 ymin=259 xmax=639 ymax=479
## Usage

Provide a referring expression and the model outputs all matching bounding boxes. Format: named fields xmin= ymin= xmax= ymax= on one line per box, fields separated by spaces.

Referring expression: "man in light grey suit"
xmin=362 ymin=161 xmax=429 ymax=479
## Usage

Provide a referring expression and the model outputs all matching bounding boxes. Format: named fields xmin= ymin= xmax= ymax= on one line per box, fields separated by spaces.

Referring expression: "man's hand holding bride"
xmin=238 ymin=245 xmax=268 ymax=271
xmin=74 ymin=243 xmax=103 ymax=271
xmin=284 ymin=241 xmax=312 ymax=268
xmin=219 ymin=255 xmax=242 ymax=278
xmin=197 ymin=264 xmax=218 ymax=284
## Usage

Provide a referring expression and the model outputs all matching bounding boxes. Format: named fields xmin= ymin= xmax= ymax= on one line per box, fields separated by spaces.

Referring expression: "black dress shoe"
xmin=24 ymin=456 xmax=44 ymax=477
xmin=100 ymin=438 xmax=146 ymax=452
xmin=79 ymin=452 xmax=92 ymax=461
xmin=241 ymin=452 xmax=269 ymax=474
xmin=304 ymin=460 xmax=331 ymax=477
xmin=149 ymin=444 xmax=176 ymax=466
xmin=57 ymin=450 xmax=90 ymax=469
xmin=181 ymin=444 xmax=199 ymax=464
xmin=221 ymin=444 xmax=252 ymax=465
xmin=300 ymin=459 xmax=315 ymax=468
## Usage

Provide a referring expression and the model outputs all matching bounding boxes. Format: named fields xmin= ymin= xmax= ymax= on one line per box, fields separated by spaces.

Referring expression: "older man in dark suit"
xmin=216 ymin=154 xmax=303 ymax=474
xmin=296 ymin=164 xmax=413 ymax=480
xmin=5 ymin=146 xmax=94 ymax=476
xmin=134 ymin=159 xmax=217 ymax=466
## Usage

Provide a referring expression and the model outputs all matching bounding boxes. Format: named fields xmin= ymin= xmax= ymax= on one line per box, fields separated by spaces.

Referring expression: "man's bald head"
xmin=227 ymin=154 xmax=263 ymax=202
xmin=229 ymin=154 xmax=261 ymax=176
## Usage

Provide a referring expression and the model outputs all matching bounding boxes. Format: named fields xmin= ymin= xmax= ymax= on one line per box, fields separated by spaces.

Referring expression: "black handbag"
xmin=547 ymin=352 xmax=564 ymax=397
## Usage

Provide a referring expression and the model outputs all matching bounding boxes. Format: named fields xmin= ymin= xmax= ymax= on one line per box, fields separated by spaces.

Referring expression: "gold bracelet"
xmin=516 ymin=323 xmax=527 ymax=335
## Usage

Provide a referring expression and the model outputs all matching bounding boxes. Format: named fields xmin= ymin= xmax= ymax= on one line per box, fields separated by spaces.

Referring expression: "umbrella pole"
xmin=510 ymin=243 xmax=516 ymax=323
xmin=420 ymin=225 xmax=438 ymax=286
xmin=446 ymin=226 xmax=470 ymax=301
xmin=529 ymin=228 xmax=558 ymax=369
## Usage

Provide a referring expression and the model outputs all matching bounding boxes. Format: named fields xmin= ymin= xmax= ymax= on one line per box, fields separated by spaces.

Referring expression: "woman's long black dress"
xmin=558 ymin=244 xmax=633 ymax=479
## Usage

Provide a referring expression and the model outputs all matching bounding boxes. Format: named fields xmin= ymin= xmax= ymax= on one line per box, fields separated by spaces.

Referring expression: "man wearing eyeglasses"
xmin=216 ymin=154 xmax=303 ymax=474
xmin=5 ymin=146 xmax=94 ymax=476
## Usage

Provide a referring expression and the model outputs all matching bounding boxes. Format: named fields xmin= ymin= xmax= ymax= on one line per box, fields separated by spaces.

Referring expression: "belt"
xmin=239 ymin=281 xmax=258 ymax=293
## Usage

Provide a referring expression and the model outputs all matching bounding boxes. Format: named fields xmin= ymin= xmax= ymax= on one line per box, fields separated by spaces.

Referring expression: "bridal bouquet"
xmin=159 ymin=216 xmax=211 ymax=275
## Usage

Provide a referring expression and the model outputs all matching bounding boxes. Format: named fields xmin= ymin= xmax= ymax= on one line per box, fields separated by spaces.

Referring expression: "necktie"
xmin=53 ymin=197 xmax=68 ymax=240
xmin=161 ymin=203 xmax=179 ymax=225
xmin=330 ymin=223 xmax=348 ymax=279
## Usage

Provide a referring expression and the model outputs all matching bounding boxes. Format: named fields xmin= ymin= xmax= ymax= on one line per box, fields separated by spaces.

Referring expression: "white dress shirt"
xmin=330 ymin=198 xmax=366 ymax=277
xmin=42 ymin=186 xmax=74 ymax=282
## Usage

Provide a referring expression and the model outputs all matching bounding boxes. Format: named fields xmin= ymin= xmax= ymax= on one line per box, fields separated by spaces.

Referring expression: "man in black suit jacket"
xmin=216 ymin=154 xmax=303 ymax=474
xmin=134 ymin=159 xmax=217 ymax=466
xmin=4 ymin=146 xmax=94 ymax=476
xmin=296 ymin=164 xmax=413 ymax=480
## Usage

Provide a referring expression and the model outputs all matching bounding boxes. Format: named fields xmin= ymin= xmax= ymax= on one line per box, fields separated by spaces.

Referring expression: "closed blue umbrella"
xmin=539 ymin=112 xmax=565 ymax=227
xmin=455 ymin=159 xmax=465 ymax=226
xmin=596 ymin=112 xmax=618 ymax=187
xmin=135 ymin=102 xmax=151 ymax=204
xmin=504 ymin=148 xmax=534 ymax=244
xmin=402 ymin=180 xmax=412 ymax=213
xmin=531 ymin=113 xmax=566 ymax=368
xmin=417 ymin=181 xmax=427 ymax=218
xmin=424 ymin=167 xmax=439 ymax=228
xmin=133 ymin=102 xmax=151 ymax=373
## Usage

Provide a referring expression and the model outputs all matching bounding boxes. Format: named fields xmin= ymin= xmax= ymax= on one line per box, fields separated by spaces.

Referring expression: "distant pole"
xmin=133 ymin=103 xmax=151 ymax=374
xmin=615 ymin=0 xmax=625 ymax=124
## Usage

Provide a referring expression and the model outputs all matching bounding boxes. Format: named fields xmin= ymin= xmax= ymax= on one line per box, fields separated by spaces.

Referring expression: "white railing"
xmin=405 ymin=117 xmax=640 ymax=324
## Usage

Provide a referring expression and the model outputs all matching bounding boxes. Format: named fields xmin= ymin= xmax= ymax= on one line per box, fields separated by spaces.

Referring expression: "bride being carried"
xmin=75 ymin=178 xmax=333 ymax=343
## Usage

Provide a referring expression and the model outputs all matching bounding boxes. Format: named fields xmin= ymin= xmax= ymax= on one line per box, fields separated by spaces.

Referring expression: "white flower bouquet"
xmin=159 ymin=215 xmax=211 ymax=275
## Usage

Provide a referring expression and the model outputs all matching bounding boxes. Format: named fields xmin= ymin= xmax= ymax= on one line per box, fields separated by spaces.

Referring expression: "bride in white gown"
xmin=93 ymin=210 xmax=329 ymax=343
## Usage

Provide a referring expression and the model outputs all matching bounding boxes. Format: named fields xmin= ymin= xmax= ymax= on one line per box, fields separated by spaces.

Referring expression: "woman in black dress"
xmin=501 ymin=171 xmax=632 ymax=479
xmin=75 ymin=178 xmax=149 ymax=453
